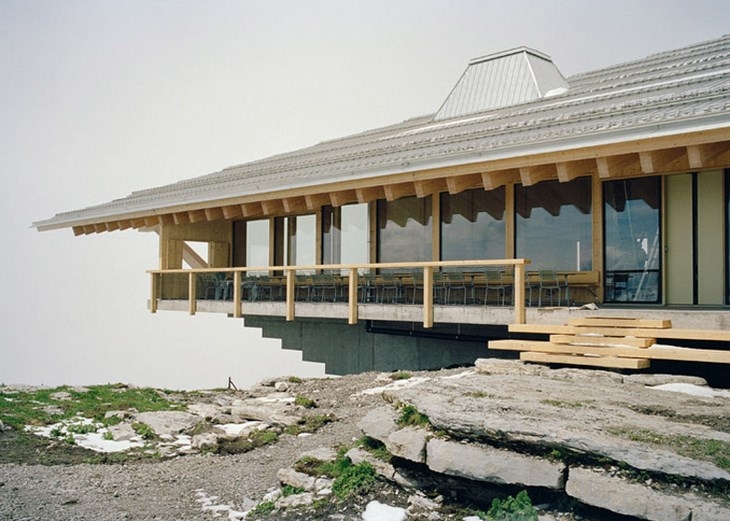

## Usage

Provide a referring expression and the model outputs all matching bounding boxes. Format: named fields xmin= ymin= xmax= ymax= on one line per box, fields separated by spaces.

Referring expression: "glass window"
xmin=604 ymin=177 xmax=661 ymax=303
xmin=285 ymin=214 xmax=316 ymax=267
xmin=441 ymin=188 xmax=505 ymax=260
xmin=515 ymin=178 xmax=592 ymax=271
xmin=377 ymin=196 xmax=432 ymax=263
xmin=246 ymin=219 xmax=269 ymax=272
xmin=322 ymin=204 xmax=368 ymax=267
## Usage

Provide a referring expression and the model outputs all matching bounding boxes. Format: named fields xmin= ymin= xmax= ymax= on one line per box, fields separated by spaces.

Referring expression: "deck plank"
xmin=519 ymin=351 xmax=650 ymax=369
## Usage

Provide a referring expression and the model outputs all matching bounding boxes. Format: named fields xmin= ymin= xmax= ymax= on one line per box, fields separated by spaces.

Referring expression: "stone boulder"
xmin=132 ymin=411 xmax=199 ymax=436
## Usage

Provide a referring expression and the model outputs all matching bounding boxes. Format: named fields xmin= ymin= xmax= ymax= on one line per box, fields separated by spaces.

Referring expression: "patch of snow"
xmin=25 ymin=418 xmax=146 ymax=453
xmin=356 ymin=377 xmax=431 ymax=396
xmin=362 ymin=501 xmax=407 ymax=521
xmin=442 ymin=370 xmax=475 ymax=379
xmin=651 ymin=383 xmax=730 ymax=398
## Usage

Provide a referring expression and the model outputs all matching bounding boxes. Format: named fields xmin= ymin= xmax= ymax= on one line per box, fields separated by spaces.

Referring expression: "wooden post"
xmin=348 ymin=268 xmax=358 ymax=325
xmin=233 ymin=271 xmax=242 ymax=318
xmin=423 ymin=266 xmax=434 ymax=328
xmin=286 ymin=269 xmax=295 ymax=321
xmin=150 ymin=272 xmax=158 ymax=313
xmin=188 ymin=272 xmax=197 ymax=315
xmin=514 ymin=263 xmax=525 ymax=324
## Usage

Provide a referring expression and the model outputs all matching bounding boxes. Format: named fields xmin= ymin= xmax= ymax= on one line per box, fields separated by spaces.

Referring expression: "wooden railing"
xmin=148 ymin=259 xmax=531 ymax=327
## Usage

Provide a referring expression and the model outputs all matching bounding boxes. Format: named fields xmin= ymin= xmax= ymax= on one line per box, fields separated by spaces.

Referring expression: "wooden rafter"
xmin=222 ymin=205 xmax=244 ymax=219
xmin=187 ymin=210 xmax=207 ymax=223
xmin=414 ymin=178 xmax=447 ymax=198
xmin=596 ymin=153 xmax=642 ymax=179
xmin=356 ymin=186 xmax=385 ymax=204
xmin=384 ymin=182 xmax=415 ymax=201
xmin=130 ymin=219 xmax=147 ymax=229
xmin=519 ymin=164 xmax=558 ymax=186
xmin=330 ymin=189 xmax=358 ymax=207
xmin=687 ymin=141 xmax=730 ymax=169
xmin=260 ymin=199 xmax=284 ymax=216
xmin=173 ymin=212 xmax=190 ymax=225
xmin=446 ymin=173 xmax=482 ymax=195
xmin=556 ymin=159 xmax=596 ymax=182
xmin=118 ymin=221 xmax=132 ymax=230
xmin=282 ymin=196 xmax=308 ymax=213
xmin=159 ymin=214 xmax=175 ymax=226
xmin=639 ymin=147 xmax=688 ymax=174
xmin=304 ymin=193 xmax=331 ymax=211
xmin=204 ymin=207 xmax=224 ymax=221
xmin=242 ymin=201 xmax=263 ymax=217
xmin=144 ymin=216 xmax=159 ymax=228
xmin=482 ymin=169 xmax=519 ymax=190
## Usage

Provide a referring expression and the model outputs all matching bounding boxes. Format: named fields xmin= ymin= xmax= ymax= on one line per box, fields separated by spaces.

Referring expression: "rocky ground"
xmin=1 ymin=361 xmax=729 ymax=521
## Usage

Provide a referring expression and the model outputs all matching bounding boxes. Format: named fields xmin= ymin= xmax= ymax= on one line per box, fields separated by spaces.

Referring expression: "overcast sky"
xmin=1 ymin=0 xmax=728 ymax=389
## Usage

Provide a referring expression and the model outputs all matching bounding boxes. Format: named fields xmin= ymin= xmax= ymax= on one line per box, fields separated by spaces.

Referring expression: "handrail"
xmin=148 ymin=259 xmax=531 ymax=326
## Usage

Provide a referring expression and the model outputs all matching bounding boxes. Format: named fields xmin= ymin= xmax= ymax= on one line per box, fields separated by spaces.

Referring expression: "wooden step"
xmin=489 ymin=339 xmax=730 ymax=364
xmin=568 ymin=317 xmax=671 ymax=329
xmin=509 ymin=323 xmax=730 ymax=342
xmin=550 ymin=334 xmax=654 ymax=348
xmin=520 ymin=351 xmax=650 ymax=369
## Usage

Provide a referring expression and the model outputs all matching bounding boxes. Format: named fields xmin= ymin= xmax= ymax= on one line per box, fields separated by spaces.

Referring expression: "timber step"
xmin=488 ymin=316 xmax=730 ymax=370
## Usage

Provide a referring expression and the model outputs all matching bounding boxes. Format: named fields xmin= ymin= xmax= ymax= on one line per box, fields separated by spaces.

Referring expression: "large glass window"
xmin=515 ymin=178 xmax=592 ymax=271
xmin=246 ymin=219 xmax=270 ymax=272
xmin=441 ymin=188 xmax=505 ymax=260
xmin=322 ymin=204 xmax=368 ymax=267
xmin=377 ymin=196 xmax=432 ymax=263
xmin=604 ymin=177 xmax=661 ymax=303
xmin=285 ymin=214 xmax=316 ymax=267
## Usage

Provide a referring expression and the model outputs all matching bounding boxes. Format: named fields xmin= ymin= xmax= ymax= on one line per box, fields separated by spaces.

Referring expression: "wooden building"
xmin=34 ymin=36 xmax=730 ymax=376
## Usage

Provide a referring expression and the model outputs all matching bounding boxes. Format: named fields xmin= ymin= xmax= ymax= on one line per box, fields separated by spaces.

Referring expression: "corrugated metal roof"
xmin=434 ymin=47 xmax=568 ymax=120
xmin=34 ymin=34 xmax=730 ymax=231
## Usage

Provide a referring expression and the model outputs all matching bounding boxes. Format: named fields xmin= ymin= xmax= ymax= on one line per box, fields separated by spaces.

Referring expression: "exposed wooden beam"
xmin=687 ymin=141 xmax=730 ymax=169
xmin=144 ymin=217 xmax=159 ymax=228
xmin=204 ymin=207 xmax=224 ymax=221
xmin=639 ymin=147 xmax=688 ymax=174
xmin=596 ymin=153 xmax=642 ymax=179
xmin=356 ymin=186 xmax=385 ymax=204
xmin=330 ymin=189 xmax=358 ymax=207
xmin=446 ymin=174 xmax=482 ymax=194
xmin=519 ymin=164 xmax=558 ymax=186
xmin=172 ymin=212 xmax=190 ymax=225
xmin=182 ymin=242 xmax=208 ymax=269
xmin=91 ymin=223 xmax=107 ymax=233
xmin=106 ymin=221 xmax=120 ymax=232
xmin=282 ymin=196 xmax=308 ymax=213
xmin=72 ymin=226 xmax=85 ymax=236
xmin=118 ymin=220 xmax=132 ymax=231
xmin=83 ymin=225 xmax=96 ymax=234
xmin=481 ymin=169 xmax=519 ymax=190
xmin=414 ymin=178 xmax=447 ymax=198
xmin=242 ymin=202 xmax=263 ymax=218
xmin=304 ymin=193 xmax=331 ymax=211
xmin=130 ymin=219 xmax=147 ymax=229
xmin=221 ymin=205 xmax=242 ymax=219
xmin=556 ymin=159 xmax=596 ymax=182
xmin=383 ymin=182 xmax=415 ymax=201
xmin=187 ymin=210 xmax=207 ymax=223
xmin=159 ymin=214 xmax=175 ymax=226
xmin=261 ymin=199 xmax=284 ymax=216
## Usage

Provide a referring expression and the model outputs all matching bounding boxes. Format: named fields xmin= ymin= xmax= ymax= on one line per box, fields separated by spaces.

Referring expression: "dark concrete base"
xmin=243 ymin=316 xmax=507 ymax=375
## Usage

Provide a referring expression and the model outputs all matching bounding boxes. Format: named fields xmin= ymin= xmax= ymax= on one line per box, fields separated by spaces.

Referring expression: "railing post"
xmin=348 ymin=268 xmax=358 ymax=325
xmin=286 ymin=269 xmax=295 ymax=321
xmin=423 ymin=266 xmax=434 ymax=328
xmin=233 ymin=271 xmax=242 ymax=318
xmin=150 ymin=272 xmax=158 ymax=313
xmin=514 ymin=263 xmax=525 ymax=324
xmin=188 ymin=272 xmax=197 ymax=315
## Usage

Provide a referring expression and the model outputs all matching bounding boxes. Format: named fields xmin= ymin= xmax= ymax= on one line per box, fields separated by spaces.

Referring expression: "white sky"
xmin=1 ymin=0 xmax=728 ymax=390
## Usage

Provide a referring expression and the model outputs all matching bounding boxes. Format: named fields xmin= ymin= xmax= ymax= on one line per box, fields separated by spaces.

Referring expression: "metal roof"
xmin=34 ymin=34 xmax=730 ymax=231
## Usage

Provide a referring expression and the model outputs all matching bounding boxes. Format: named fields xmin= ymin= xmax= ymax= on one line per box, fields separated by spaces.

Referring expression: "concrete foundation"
xmin=243 ymin=315 xmax=494 ymax=375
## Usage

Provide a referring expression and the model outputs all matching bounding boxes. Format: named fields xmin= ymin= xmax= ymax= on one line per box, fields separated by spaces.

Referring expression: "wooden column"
xmin=233 ymin=271 xmax=242 ymax=318
xmin=348 ymin=268 xmax=358 ymax=325
xmin=514 ymin=263 xmax=526 ymax=324
xmin=150 ymin=273 xmax=158 ymax=313
xmin=188 ymin=272 xmax=197 ymax=315
xmin=423 ymin=266 xmax=434 ymax=328
xmin=286 ymin=269 xmax=295 ymax=321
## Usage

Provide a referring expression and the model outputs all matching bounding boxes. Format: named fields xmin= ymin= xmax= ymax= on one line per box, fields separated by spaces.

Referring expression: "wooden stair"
xmin=488 ymin=316 xmax=730 ymax=370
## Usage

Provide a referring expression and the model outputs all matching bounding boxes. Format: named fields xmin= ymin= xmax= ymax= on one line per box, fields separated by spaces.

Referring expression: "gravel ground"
xmin=0 ymin=370 xmax=426 ymax=521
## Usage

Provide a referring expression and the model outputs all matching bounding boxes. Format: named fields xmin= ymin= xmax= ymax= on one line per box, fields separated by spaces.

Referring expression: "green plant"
xmin=287 ymin=376 xmax=303 ymax=384
xmin=284 ymin=414 xmax=334 ymax=436
xmin=103 ymin=430 xmax=114 ymax=441
xmin=357 ymin=436 xmax=392 ymax=461
xmin=248 ymin=500 xmax=275 ymax=517
xmin=131 ymin=422 xmax=156 ymax=440
xmin=486 ymin=490 xmax=538 ymax=521
xmin=294 ymin=395 xmax=317 ymax=409
xmin=281 ymin=484 xmax=305 ymax=497
xmin=389 ymin=371 xmax=412 ymax=381
xmin=331 ymin=461 xmax=377 ymax=500
xmin=66 ymin=422 xmax=99 ymax=435
xmin=541 ymin=399 xmax=586 ymax=409
xmin=397 ymin=404 xmax=429 ymax=428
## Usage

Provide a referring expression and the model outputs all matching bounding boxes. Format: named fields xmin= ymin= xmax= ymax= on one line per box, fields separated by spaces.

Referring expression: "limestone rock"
xmin=274 ymin=381 xmax=291 ymax=392
xmin=426 ymin=438 xmax=565 ymax=489
xmin=357 ymin=406 xmax=399 ymax=442
xmin=275 ymin=492 xmax=314 ymax=509
xmin=132 ymin=411 xmax=199 ymax=436
xmin=298 ymin=447 xmax=338 ymax=463
xmin=107 ymin=422 xmax=137 ymax=441
xmin=566 ymin=467 xmax=691 ymax=521
xmin=277 ymin=468 xmax=316 ymax=492
xmin=191 ymin=432 xmax=219 ymax=451
xmin=385 ymin=427 xmax=428 ymax=463
xmin=345 ymin=447 xmax=395 ymax=480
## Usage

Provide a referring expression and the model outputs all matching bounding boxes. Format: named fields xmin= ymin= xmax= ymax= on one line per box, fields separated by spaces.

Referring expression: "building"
xmin=34 ymin=35 xmax=730 ymax=377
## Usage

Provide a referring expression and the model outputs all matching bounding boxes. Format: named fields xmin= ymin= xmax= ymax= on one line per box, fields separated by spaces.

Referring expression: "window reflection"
xmin=515 ymin=178 xmax=592 ymax=271
xmin=246 ymin=219 xmax=269 ymax=273
xmin=285 ymin=214 xmax=316 ymax=267
xmin=441 ymin=188 xmax=505 ymax=260
xmin=377 ymin=196 xmax=432 ymax=263
xmin=604 ymin=177 xmax=661 ymax=303
xmin=322 ymin=204 xmax=368 ymax=268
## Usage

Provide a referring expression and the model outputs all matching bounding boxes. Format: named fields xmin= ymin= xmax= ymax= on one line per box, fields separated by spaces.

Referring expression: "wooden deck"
xmin=489 ymin=316 xmax=730 ymax=369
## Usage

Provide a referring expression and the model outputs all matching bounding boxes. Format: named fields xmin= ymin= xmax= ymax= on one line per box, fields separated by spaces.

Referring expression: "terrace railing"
xmin=148 ymin=259 xmax=531 ymax=327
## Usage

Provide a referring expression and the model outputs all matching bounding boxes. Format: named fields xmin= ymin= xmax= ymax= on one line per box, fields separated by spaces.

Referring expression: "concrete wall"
xmin=243 ymin=316 xmax=492 ymax=375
